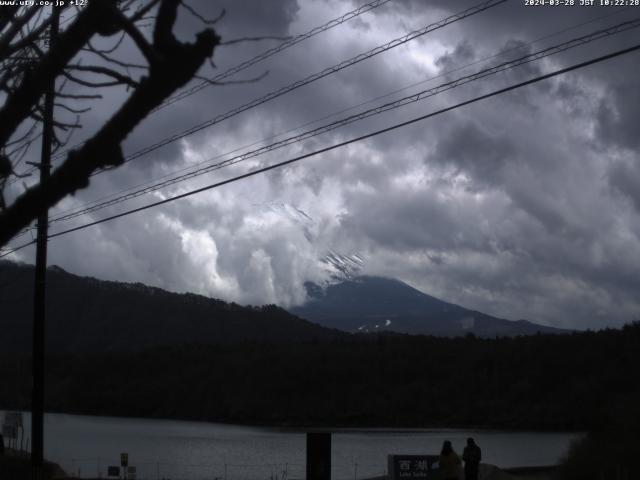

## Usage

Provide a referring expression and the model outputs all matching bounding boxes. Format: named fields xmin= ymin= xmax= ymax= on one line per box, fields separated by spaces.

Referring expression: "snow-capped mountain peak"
xmin=321 ymin=251 xmax=365 ymax=281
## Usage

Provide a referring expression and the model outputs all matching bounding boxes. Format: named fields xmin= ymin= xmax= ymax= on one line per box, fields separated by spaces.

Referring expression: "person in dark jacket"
xmin=462 ymin=437 xmax=482 ymax=480
xmin=0 ymin=432 xmax=4 ymax=454
xmin=439 ymin=440 xmax=461 ymax=480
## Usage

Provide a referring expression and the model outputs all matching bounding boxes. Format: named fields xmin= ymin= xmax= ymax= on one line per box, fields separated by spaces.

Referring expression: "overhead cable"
xmin=158 ymin=0 xmax=395 ymax=110
xmin=44 ymin=0 xmax=394 ymax=166
xmin=3 ymin=41 xmax=637 ymax=258
xmin=45 ymin=7 xmax=635 ymax=223
xmin=96 ymin=0 xmax=508 ymax=169
xmin=46 ymin=18 xmax=640 ymax=224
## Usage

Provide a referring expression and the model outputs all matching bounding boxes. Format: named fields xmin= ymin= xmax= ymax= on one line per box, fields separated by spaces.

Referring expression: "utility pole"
xmin=32 ymin=6 xmax=59 ymax=478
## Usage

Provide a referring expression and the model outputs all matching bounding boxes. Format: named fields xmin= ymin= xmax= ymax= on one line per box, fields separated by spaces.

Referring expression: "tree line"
xmin=1 ymin=323 xmax=639 ymax=431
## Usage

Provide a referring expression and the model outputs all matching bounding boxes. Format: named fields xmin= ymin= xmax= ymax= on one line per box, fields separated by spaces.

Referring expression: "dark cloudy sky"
xmin=6 ymin=0 xmax=640 ymax=329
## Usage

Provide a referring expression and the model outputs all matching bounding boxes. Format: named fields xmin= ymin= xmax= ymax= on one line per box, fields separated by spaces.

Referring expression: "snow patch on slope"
xmin=321 ymin=251 xmax=365 ymax=281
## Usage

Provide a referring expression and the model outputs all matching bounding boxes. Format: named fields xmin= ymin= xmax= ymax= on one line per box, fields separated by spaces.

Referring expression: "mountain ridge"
xmin=0 ymin=261 xmax=569 ymax=356
xmin=0 ymin=260 xmax=343 ymax=354
xmin=290 ymin=275 xmax=570 ymax=337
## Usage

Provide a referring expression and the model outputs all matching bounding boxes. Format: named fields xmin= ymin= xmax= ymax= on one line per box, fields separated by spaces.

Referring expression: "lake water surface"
xmin=1 ymin=411 xmax=580 ymax=480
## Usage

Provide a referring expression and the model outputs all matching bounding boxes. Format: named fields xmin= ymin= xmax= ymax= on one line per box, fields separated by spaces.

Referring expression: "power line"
xmin=44 ymin=0 xmax=394 ymax=167
xmin=44 ymin=44 xmax=640 ymax=235
xmin=158 ymin=0 xmax=394 ymax=110
xmin=45 ymin=18 xmax=640 ymax=225
xmin=2 ymin=41 xmax=638 ymax=258
xmin=44 ymin=6 xmax=634 ymax=224
xmin=90 ymin=0 xmax=508 ymax=172
xmin=7 ymin=7 xmax=636 ymax=236
xmin=15 ymin=0 xmax=501 ymax=193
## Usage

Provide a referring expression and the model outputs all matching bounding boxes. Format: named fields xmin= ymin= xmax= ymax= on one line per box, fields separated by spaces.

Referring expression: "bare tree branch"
xmin=220 ymin=36 xmax=292 ymax=46
xmin=85 ymin=32 xmax=126 ymax=56
xmin=56 ymin=92 xmax=103 ymax=100
xmin=180 ymin=2 xmax=225 ymax=25
xmin=129 ymin=0 xmax=162 ymax=23
xmin=28 ymin=108 xmax=79 ymax=131
xmin=84 ymin=38 xmax=147 ymax=70
xmin=4 ymin=120 xmax=38 ymax=148
xmin=0 ymin=0 xmax=220 ymax=246
xmin=0 ymin=0 xmax=115 ymax=148
xmin=194 ymin=69 xmax=268 ymax=86
xmin=1 ymin=13 xmax=52 ymax=58
xmin=54 ymin=102 xmax=92 ymax=115
xmin=0 ymin=6 xmax=19 ymax=33
xmin=65 ymin=64 xmax=140 ymax=88
xmin=112 ymin=8 xmax=159 ymax=64
xmin=0 ymin=5 xmax=40 ymax=58
xmin=61 ymin=69 xmax=128 ymax=89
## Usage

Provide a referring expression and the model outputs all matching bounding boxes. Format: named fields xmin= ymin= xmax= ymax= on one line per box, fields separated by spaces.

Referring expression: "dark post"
xmin=306 ymin=432 xmax=331 ymax=480
xmin=32 ymin=7 xmax=59 ymax=477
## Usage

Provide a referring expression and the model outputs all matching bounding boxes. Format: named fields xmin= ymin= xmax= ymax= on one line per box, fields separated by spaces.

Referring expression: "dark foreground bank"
xmin=0 ymin=449 xmax=65 ymax=480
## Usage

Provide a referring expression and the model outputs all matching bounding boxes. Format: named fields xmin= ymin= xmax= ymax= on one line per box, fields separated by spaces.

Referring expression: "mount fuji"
xmin=290 ymin=275 xmax=570 ymax=337
xmin=263 ymin=202 xmax=570 ymax=337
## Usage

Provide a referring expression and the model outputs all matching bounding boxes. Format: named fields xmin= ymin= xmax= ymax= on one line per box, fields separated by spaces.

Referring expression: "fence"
xmin=63 ymin=458 xmax=386 ymax=480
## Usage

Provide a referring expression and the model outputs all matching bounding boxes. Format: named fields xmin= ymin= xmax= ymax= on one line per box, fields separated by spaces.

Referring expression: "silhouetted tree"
xmin=0 ymin=0 xmax=221 ymax=247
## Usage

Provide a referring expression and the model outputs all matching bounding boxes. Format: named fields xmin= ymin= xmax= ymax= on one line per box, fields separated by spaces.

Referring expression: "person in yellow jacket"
xmin=438 ymin=440 xmax=462 ymax=480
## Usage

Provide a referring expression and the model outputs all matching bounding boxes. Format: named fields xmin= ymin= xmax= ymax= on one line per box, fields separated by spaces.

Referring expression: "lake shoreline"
xmin=1 ymin=410 xmax=577 ymax=480
xmin=0 ymin=404 xmax=585 ymax=434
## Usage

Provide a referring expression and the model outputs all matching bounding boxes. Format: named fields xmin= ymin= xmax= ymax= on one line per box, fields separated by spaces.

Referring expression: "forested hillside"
xmin=0 ymin=261 xmax=342 ymax=353
xmin=1 ymin=324 xmax=638 ymax=430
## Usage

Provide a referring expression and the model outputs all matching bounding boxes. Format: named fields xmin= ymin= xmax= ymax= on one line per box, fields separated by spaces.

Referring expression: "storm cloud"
xmin=6 ymin=0 xmax=640 ymax=329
